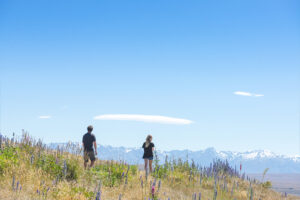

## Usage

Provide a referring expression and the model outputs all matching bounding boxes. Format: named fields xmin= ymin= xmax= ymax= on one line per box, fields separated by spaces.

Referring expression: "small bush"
xmin=65 ymin=159 xmax=80 ymax=181
xmin=130 ymin=165 xmax=138 ymax=175
xmin=71 ymin=186 xmax=94 ymax=198
xmin=262 ymin=181 xmax=272 ymax=189
xmin=0 ymin=146 xmax=19 ymax=175
xmin=92 ymin=162 xmax=129 ymax=187
xmin=36 ymin=153 xmax=63 ymax=178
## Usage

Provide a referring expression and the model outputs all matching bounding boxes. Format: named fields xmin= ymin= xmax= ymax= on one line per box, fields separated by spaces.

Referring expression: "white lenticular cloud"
xmin=234 ymin=91 xmax=252 ymax=96
xmin=39 ymin=115 xmax=51 ymax=119
xmin=234 ymin=91 xmax=264 ymax=97
xmin=94 ymin=114 xmax=193 ymax=125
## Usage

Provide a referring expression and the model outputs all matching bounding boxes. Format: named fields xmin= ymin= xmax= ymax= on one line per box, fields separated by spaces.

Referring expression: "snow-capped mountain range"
xmin=49 ymin=143 xmax=300 ymax=173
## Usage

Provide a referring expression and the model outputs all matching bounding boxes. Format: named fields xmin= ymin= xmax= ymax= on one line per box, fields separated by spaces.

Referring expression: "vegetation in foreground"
xmin=0 ymin=133 xmax=298 ymax=200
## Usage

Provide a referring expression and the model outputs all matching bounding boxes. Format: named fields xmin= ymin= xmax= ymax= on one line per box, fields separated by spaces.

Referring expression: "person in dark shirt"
xmin=82 ymin=125 xmax=97 ymax=169
xmin=142 ymin=135 xmax=155 ymax=173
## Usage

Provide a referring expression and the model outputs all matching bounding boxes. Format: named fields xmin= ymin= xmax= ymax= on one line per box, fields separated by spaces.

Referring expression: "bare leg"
xmin=144 ymin=159 xmax=148 ymax=173
xmin=84 ymin=161 xmax=88 ymax=169
xmin=149 ymin=159 xmax=153 ymax=173
xmin=90 ymin=160 xmax=95 ymax=168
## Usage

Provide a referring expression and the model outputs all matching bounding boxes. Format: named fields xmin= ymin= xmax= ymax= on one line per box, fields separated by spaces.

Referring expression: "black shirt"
xmin=142 ymin=142 xmax=155 ymax=158
xmin=82 ymin=133 xmax=96 ymax=151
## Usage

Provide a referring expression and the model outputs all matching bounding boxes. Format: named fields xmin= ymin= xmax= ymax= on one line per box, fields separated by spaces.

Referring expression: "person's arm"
xmin=152 ymin=143 xmax=155 ymax=152
xmin=82 ymin=137 xmax=85 ymax=150
xmin=94 ymin=141 xmax=97 ymax=155
xmin=93 ymin=136 xmax=97 ymax=155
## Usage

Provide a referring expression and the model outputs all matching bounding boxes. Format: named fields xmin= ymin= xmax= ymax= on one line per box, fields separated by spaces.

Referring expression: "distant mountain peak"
xmin=48 ymin=143 xmax=300 ymax=173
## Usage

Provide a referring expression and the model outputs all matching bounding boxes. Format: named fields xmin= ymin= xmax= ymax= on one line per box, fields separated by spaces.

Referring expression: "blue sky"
xmin=0 ymin=0 xmax=299 ymax=155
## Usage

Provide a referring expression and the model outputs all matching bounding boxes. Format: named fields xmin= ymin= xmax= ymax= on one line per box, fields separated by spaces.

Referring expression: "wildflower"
xmin=16 ymin=181 xmax=19 ymax=191
xmin=12 ymin=176 xmax=15 ymax=190
xmin=213 ymin=189 xmax=217 ymax=200
xmin=95 ymin=191 xmax=101 ymax=200
xmin=125 ymin=175 xmax=128 ymax=185
xmin=157 ymin=180 xmax=161 ymax=192
xmin=30 ymin=155 xmax=34 ymax=164
xmin=63 ymin=160 xmax=67 ymax=177
xmin=199 ymin=174 xmax=202 ymax=185
xmin=151 ymin=185 xmax=155 ymax=198
xmin=193 ymin=193 xmax=196 ymax=200
xmin=125 ymin=164 xmax=130 ymax=176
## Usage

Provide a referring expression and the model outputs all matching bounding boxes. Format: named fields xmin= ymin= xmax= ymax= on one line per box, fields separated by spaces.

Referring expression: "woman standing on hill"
xmin=142 ymin=135 xmax=155 ymax=173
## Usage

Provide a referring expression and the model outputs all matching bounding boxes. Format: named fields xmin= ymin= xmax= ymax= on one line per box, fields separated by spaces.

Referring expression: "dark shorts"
xmin=143 ymin=156 xmax=153 ymax=160
xmin=84 ymin=150 xmax=95 ymax=162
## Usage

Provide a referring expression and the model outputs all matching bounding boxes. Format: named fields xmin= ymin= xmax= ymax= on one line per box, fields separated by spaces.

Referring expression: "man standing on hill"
xmin=82 ymin=125 xmax=97 ymax=169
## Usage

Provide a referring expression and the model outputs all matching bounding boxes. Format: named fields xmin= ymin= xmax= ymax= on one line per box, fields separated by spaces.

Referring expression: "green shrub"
xmin=71 ymin=186 xmax=94 ymax=199
xmin=36 ymin=153 xmax=63 ymax=178
xmin=0 ymin=146 xmax=19 ymax=175
xmin=35 ymin=154 xmax=79 ymax=181
xmin=130 ymin=165 xmax=138 ymax=175
xmin=92 ymin=162 xmax=129 ymax=187
xmin=262 ymin=181 xmax=272 ymax=189
xmin=65 ymin=158 xmax=80 ymax=181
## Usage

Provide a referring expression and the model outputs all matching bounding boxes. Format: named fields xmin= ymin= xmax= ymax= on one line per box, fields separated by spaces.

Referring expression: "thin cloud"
xmin=253 ymin=94 xmax=264 ymax=97
xmin=94 ymin=114 xmax=193 ymax=125
xmin=39 ymin=115 xmax=51 ymax=119
xmin=234 ymin=91 xmax=264 ymax=97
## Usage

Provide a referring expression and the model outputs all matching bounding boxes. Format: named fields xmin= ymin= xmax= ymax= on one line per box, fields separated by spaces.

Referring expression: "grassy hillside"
xmin=0 ymin=134 xmax=298 ymax=200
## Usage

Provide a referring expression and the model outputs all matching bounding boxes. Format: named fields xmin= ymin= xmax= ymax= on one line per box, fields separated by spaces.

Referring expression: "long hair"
xmin=145 ymin=135 xmax=152 ymax=148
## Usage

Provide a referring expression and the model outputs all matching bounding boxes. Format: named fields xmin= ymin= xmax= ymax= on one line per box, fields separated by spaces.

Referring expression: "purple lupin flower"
xmin=30 ymin=155 xmax=34 ymax=164
xmin=153 ymin=178 xmax=156 ymax=187
xmin=95 ymin=191 xmax=101 ymax=200
xmin=63 ymin=160 xmax=67 ymax=177
xmin=16 ymin=181 xmax=19 ymax=191
xmin=12 ymin=176 xmax=15 ymax=190
xmin=213 ymin=189 xmax=217 ymax=200
xmin=125 ymin=175 xmax=128 ymax=185
xmin=193 ymin=192 xmax=196 ymax=200
xmin=157 ymin=180 xmax=161 ymax=193
xmin=151 ymin=185 xmax=155 ymax=198
xmin=200 ymin=174 xmax=202 ymax=185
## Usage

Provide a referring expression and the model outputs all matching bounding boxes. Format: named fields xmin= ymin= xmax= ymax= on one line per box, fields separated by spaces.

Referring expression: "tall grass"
xmin=0 ymin=133 xmax=298 ymax=200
